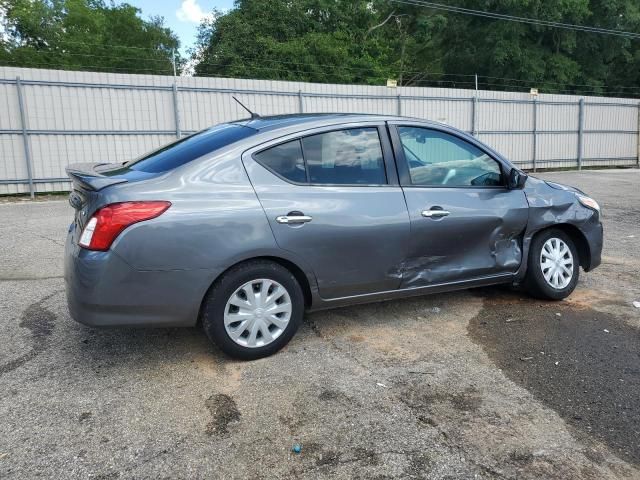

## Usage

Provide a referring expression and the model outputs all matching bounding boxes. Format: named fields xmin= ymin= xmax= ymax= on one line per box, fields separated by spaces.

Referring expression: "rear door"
xmin=389 ymin=122 xmax=529 ymax=288
xmin=242 ymin=123 xmax=410 ymax=299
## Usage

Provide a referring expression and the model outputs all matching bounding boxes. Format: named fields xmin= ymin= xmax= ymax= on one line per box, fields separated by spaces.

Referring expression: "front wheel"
xmin=201 ymin=260 xmax=304 ymax=360
xmin=524 ymin=229 xmax=580 ymax=300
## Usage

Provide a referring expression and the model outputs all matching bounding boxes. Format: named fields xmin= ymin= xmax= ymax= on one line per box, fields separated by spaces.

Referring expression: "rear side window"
xmin=254 ymin=140 xmax=306 ymax=183
xmin=254 ymin=127 xmax=387 ymax=185
xmin=128 ymin=124 xmax=255 ymax=173
xmin=302 ymin=128 xmax=386 ymax=185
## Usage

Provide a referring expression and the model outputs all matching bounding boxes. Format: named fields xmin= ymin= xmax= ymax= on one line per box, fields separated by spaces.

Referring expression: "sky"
xmin=124 ymin=0 xmax=235 ymax=55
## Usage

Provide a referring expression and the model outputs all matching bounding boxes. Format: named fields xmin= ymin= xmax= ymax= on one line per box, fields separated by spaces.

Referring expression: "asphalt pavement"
xmin=0 ymin=169 xmax=639 ymax=479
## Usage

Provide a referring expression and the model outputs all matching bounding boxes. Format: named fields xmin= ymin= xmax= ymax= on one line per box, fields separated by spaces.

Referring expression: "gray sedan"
xmin=64 ymin=114 xmax=603 ymax=359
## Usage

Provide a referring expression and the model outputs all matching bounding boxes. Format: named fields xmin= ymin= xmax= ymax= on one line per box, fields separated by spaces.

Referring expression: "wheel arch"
xmin=197 ymin=255 xmax=314 ymax=326
xmin=533 ymin=223 xmax=592 ymax=270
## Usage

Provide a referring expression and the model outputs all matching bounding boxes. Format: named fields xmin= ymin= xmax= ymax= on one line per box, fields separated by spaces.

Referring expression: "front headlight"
xmin=577 ymin=194 xmax=600 ymax=213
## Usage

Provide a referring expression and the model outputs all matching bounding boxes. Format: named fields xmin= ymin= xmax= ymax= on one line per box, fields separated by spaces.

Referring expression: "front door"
xmin=389 ymin=123 xmax=529 ymax=288
xmin=243 ymin=124 xmax=410 ymax=299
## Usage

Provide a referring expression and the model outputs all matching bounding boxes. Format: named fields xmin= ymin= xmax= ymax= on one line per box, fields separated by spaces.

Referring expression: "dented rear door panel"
xmin=400 ymin=187 xmax=529 ymax=288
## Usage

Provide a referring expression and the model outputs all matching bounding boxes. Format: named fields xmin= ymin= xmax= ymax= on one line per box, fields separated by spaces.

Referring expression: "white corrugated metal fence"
xmin=1 ymin=66 xmax=639 ymax=195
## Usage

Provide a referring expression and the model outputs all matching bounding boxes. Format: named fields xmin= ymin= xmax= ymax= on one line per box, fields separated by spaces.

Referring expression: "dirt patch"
xmin=564 ymin=287 xmax=637 ymax=325
xmin=468 ymin=288 xmax=640 ymax=466
xmin=78 ymin=412 xmax=92 ymax=422
xmin=318 ymin=388 xmax=352 ymax=404
xmin=315 ymin=448 xmax=340 ymax=467
xmin=348 ymin=334 xmax=365 ymax=343
xmin=204 ymin=394 xmax=241 ymax=436
xmin=400 ymin=385 xmax=482 ymax=414
xmin=296 ymin=442 xmax=384 ymax=470
xmin=306 ymin=300 xmax=454 ymax=364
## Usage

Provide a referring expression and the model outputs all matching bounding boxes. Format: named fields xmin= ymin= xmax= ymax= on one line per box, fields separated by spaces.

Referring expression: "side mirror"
xmin=508 ymin=168 xmax=527 ymax=190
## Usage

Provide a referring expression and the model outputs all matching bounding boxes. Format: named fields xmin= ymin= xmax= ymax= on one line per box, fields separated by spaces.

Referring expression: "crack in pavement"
xmin=32 ymin=233 xmax=66 ymax=247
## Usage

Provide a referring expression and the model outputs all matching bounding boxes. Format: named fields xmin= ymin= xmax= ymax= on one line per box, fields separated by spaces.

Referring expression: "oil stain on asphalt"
xmin=468 ymin=288 xmax=640 ymax=465
xmin=0 ymin=292 xmax=58 ymax=376
xmin=205 ymin=393 xmax=241 ymax=436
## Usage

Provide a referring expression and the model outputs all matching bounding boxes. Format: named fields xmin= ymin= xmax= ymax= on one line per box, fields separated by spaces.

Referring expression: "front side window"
xmin=398 ymin=127 xmax=503 ymax=187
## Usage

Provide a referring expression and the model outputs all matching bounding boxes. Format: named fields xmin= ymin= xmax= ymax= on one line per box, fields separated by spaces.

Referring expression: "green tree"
xmin=192 ymin=0 xmax=446 ymax=85
xmin=0 ymin=0 xmax=181 ymax=75
xmin=432 ymin=0 xmax=640 ymax=96
xmin=194 ymin=0 xmax=640 ymax=97
xmin=572 ymin=0 xmax=640 ymax=95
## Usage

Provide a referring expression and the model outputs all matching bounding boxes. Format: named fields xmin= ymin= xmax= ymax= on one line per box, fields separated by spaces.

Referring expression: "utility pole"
xmin=172 ymin=48 xmax=177 ymax=77
xmin=475 ymin=74 xmax=478 ymax=91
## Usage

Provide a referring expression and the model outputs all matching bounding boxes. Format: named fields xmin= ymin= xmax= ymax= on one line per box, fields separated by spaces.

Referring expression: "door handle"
xmin=421 ymin=209 xmax=450 ymax=218
xmin=276 ymin=214 xmax=313 ymax=224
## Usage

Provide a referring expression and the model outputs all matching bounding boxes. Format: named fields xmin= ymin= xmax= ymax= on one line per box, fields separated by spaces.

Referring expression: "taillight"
xmin=79 ymin=201 xmax=171 ymax=251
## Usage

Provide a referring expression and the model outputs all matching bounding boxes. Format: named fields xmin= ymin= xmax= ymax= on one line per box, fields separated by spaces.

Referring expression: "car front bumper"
xmin=581 ymin=214 xmax=603 ymax=272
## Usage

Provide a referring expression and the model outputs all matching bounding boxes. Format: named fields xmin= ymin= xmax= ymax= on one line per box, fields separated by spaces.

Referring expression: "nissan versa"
xmin=64 ymin=114 xmax=603 ymax=359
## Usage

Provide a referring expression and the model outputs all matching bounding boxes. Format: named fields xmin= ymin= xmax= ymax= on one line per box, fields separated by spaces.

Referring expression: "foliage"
xmin=192 ymin=0 xmax=446 ymax=85
xmin=0 ymin=0 xmax=181 ymax=75
xmin=1 ymin=0 xmax=638 ymax=96
xmin=193 ymin=0 xmax=640 ymax=97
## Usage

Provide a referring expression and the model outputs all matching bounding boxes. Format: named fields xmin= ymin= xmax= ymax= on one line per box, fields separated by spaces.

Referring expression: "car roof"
xmin=230 ymin=113 xmax=446 ymax=132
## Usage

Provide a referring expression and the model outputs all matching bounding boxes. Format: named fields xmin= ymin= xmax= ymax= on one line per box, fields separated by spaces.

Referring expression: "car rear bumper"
xmin=64 ymin=226 xmax=213 ymax=327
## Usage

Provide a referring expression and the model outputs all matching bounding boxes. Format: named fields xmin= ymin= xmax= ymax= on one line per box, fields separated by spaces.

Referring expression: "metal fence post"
xmin=298 ymin=90 xmax=304 ymax=113
xmin=471 ymin=96 xmax=478 ymax=136
xmin=577 ymin=99 xmax=585 ymax=170
xmin=397 ymin=94 xmax=402 ymax=116
xmin=637 ymin=103 xmax=640 ymax=168
xmin=532 ymin=97 xmax=538 ymax=172
xmin=16 ymin=76 xmax=35 ymax=199
xmin=172 ymin=82 xmax=181 ymax=139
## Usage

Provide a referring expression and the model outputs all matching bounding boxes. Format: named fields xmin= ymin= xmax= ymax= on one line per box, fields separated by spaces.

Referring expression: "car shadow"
xmin=64 ymin=322 xmax=229 ymax=369
xmin=56 ymin=284 xmax=589 ymax=371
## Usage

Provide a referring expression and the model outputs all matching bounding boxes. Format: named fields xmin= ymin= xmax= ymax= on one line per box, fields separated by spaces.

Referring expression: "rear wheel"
xmin=201 ymin=260 xmax=304 ymax=360
xmin=524 ymin=229 xmax=579 ymax=300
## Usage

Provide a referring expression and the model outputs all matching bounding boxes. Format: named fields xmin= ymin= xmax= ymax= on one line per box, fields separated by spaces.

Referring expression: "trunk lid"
xmin=66 ymin=163 xmax=112 ymax=237
xmin=66 ymin=162 xmax=156 ymax=235
xmin=66 ymin=162 xmax=130 ymax=192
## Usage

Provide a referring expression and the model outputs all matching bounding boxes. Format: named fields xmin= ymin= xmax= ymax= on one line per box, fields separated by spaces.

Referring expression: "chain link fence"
xmin=1 ymin=66 xmax=639 ymax=196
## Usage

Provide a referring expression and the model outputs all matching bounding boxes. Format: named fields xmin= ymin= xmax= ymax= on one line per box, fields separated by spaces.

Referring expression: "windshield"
xmin=125 ymin=124 xmax=256 ymax=173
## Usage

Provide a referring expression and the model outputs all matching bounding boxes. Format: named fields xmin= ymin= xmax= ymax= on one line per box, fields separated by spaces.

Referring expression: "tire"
xmin=524 ymin=228 xmax=580 ymax=300
xmin=201 ymin=260 xmax=304 ymax=360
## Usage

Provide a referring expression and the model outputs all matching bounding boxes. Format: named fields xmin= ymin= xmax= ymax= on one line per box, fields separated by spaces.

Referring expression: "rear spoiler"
xmin=65 ymin=163 xmax=128 ymax=191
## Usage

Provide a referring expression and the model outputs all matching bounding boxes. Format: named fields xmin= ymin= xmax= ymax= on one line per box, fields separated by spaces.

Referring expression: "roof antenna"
xmin=232 ymin=96 xmax=260 ymax=119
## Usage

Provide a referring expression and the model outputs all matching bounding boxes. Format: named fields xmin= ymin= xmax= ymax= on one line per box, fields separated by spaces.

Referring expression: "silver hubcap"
xmin=224 ymin=279 xmax=292 ymax=348
xmin=540 ymin=238 xmax=574 ymax=290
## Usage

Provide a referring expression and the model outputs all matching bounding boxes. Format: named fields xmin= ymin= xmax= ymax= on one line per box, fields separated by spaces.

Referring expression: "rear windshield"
xmin=127 ymin=124 xmax=255 ymax=173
